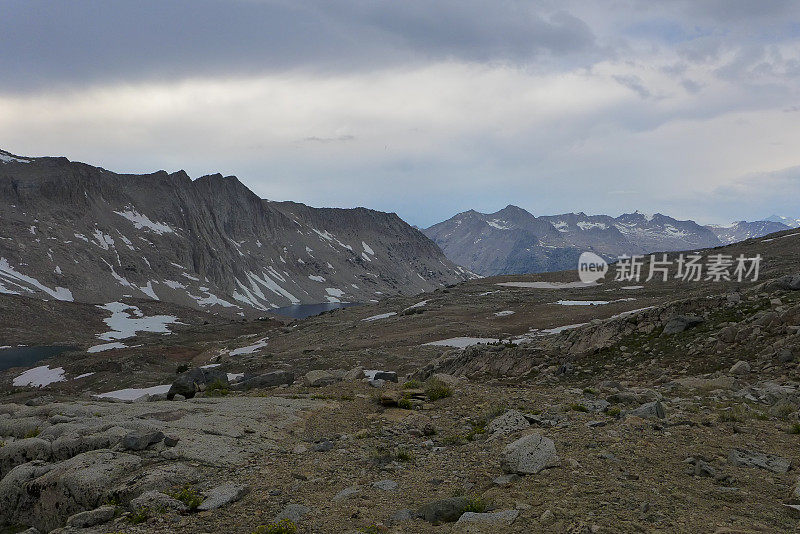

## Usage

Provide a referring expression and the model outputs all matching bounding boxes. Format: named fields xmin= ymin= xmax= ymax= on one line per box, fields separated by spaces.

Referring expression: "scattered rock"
xmin=231 ymin=370 xmax=294 ymax=391
xmin=380 ymin=391 xmax=401 ymax=406
xmin=372 ymin=479 xmax=398 ymax=491
xmin=728 ymin=448 xmax=790 ymax=473
xmin=311 ymin=440 xmax=334 ymax=452
xmin=343 ymin=367 xmax=365 ymax=381
xmin=303 ymin=369 xmax=344 ymax=387
xmin=416 ymin=496 xmax=470 ymax=523
xmin=197 ymin=484 xmax=248 ymax=511
xmin=456 ymin=510 xmax=519 ymax=526
xmin=130 ymin=490 xmax=188 ymax=513
xmin=539 ymin=509 xmax=555 ymax=524
xmin=274 ymin=503 xmax=311 ymax=523
xmin=630 ymin=401 xmax=666 ymax=419
xmin=778 ymin=348 xmax=795 ymax=363
xmin=501 ymin=433 xmax=560 ymax=475
xmin=389 ymin=509 xmax=415 ymax=523
xmin=122 ymin=429 xmax=164 ymax=451
xmin=729 ymin=360 xmax=751 ymax=375
xmin=332 ymin=485 xmax=361 ymax=502
xmin=368 ymin=379 xmax=386 ymax=388
xmin=493 ymin=473 xmax=520 ymax=486
xmin=65 ymin=505 xmax=116 ymax=528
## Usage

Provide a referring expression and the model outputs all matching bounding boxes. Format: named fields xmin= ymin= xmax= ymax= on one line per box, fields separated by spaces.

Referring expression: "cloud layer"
xmin=2 ymin=0 xmax=799 ymax=226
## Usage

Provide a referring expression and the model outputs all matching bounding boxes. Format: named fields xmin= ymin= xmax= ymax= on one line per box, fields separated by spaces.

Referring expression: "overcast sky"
xmin=2 ymin=1 xmax=799 ymax=227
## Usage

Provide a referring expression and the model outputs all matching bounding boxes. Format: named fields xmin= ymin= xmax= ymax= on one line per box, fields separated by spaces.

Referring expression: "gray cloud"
xmin=0 ymin=0 xmax=597 ymax=92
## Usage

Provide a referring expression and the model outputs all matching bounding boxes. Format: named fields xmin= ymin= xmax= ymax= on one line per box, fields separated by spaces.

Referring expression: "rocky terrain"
xmin=1 ymin=227 xmax=799 ymax=532
xmin=0 ymin=149 xmax=469 ymax=317
xmin=423 ymin=205 xmax=794 ymax=276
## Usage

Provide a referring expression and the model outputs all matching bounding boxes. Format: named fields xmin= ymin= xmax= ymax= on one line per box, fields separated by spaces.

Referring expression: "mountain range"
xmin=0 ymin=149 xmax=469 ymax=315
xmin=423 ymin=205 xmax=796 ymax=276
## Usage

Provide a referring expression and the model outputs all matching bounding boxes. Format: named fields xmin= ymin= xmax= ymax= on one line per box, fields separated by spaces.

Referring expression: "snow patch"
xmin=113 ymin=207 xmax=175 ymax=234
xmin=362 ymin=312 xmax=397 ymax=321
xmin=13 ymin=365 xmax=66 ymax=387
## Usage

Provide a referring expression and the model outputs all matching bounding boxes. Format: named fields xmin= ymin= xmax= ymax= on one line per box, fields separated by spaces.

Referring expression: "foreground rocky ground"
xmin=1 ymin=233 xmax=800 ymax=533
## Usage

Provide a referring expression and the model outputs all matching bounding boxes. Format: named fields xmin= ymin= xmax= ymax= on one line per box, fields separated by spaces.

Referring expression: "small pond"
xmin=0 ymin=345 xmax=78 ymax=372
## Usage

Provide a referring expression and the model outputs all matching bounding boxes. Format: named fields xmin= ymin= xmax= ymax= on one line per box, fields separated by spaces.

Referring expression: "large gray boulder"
xmin=1 ymin=450 xmax=142 ymax=532
xmin=0 ymin=437 xmax=52 ymax=478
xmin=487 ymin=410 xmax=530 ymax=437
xmin=416 ymin=496 xmax=471 ymax=523
xmin=197 ymin=483 xmax=248 ymax=511
xmin=65 ymin=505 xmax=116 ymax=528
xmin=231 ymin=370 xmax=294 ymax=391
xmin=775 ymin=274 xmax=800 ymax=291
xmin=122 ymin=429 xmax=165 ymax=451
xmin=129 ymin=490 xmax=188 ymax=513
xmin=629 ymin=400 xmax=666 ymax=419
xmin=729 ymin=448 xmax=791 ymax=473
xmin=501 ymin=433 xmax=560 ymax=475
xmin=662 ymin=315 xmax=704 ymax=336
xmin=167 ymin=368 xmax=230 ymax=400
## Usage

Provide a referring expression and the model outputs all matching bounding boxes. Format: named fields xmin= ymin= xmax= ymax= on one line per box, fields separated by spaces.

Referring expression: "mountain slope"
xmin=0 ymin=149 xmax=468 ymax=315
xmin=707 ymin=220 xmax=791 ymax=244
xmin=424 ymin=207 xmax=724 ymax=276
xmin=764 ymin=214 xmax=800 ymax=228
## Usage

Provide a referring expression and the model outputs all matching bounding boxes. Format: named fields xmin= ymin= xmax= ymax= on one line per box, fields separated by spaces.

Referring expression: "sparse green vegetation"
xmin=425 ymin=379 xmax=453 ymax=401
xmin=462 ymin=496 xmax=488 ymax=514
xmin=394 ymin=448 xmax=414 ymax=462
xmin=206 ymin=379 xmax=229 ymax=397
xmin=788 ymin=423 xmax=800 ymax=434
xmin=253 ymin=519 xmax=297 ymax=534
xmin=403 ymin=380 xmax=422 ymax=389
xmin=169 ymin=485 xmax=203 ymax=511
xmin=570 ymin=403 xmax=588 ymax=413
xmin=128 ymin=509 xmax=149 ymax=524
xmin=606 ymin=406 xmax=621 ymax=417
xmin=397 ymin=397 xmax=412 ymax=409
xmin=24 ymin=427 xmax=41 ymax=438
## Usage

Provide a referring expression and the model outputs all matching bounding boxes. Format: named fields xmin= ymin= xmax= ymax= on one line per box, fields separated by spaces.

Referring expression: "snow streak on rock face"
xmin=0 ymin=151 xmax=468 ymax=315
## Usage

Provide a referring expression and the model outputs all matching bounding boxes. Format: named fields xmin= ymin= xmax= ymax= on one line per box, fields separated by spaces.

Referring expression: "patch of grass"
xmin=462 ymin=496 xmax=488 ymax=514
xmin=425 ymin=379 xmax=453 ymax=401
xmin=206 ymin=379 xmax=229 ymax=397
xmin=394 ymin=448 xmax=414 ymax=463
xmin=606 ymin=406 xmax=621 ymax=417
xmin=169 ymin=485 xmax=203 ymax=511
xmin=788 ymin=423 xmax=800 ymax=434
xmin=583 ymin=387 xmax=597 ymax=395
xmin=774 ymin=403 xmax=796 ymax=420
xmin=397 ymin=397 xmax=412 ymax=410
xmin=570 ymin=403 xmax=589 ymax=413
xmin=24 ymin=427 xmax=41 ymax=438
xmin=128 ymin=509 xmax=149 ymax=524
xmin=442 ymin=434 xmax=467 ymax=446
xmin=253 ymin=519 xmax=297 ymax=534
xmin=717 ymin=404 xmax=747 ymax=423
xmin=403 ymin=380 xmax=422 ymax=389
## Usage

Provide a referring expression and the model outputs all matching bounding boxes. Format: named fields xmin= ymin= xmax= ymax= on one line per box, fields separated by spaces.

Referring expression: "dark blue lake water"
xmin=0 ymin=345 xmax=78 ymax=371
xmin=270 ymin=302 xmax=359 ymax=319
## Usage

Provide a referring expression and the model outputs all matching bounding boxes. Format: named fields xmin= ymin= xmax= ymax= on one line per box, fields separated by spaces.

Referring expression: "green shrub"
xmin=398 ymin=397 xmax=412 ymax=410
xmin=606 ymin=406 xmax=621 ymax=417
xmin=403 ymin=380 xmax=422 ymax=389
xmin=462 ymin=496 xmax=488 ymax=514
xmin=169 ymin=485 xmax=203 ymax=511
xmin=425 ymin=379 xmax=453 ymax=401
xmin=394 ymin=448 xmax=414 ymax=462
xmin=206 ymin=379 xmax=230 ymax=397
xmin=254 ymin=519 xmax=297 ymax=534
xmin=570 ymin=403 xmax=588 ymax=413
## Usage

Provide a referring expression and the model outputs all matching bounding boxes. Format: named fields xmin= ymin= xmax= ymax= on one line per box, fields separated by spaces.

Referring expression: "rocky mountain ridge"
xmin=0 ymin=149 xmax=469 ymax=316
xmin=424 ymin=205 xmax=794 ymax=276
